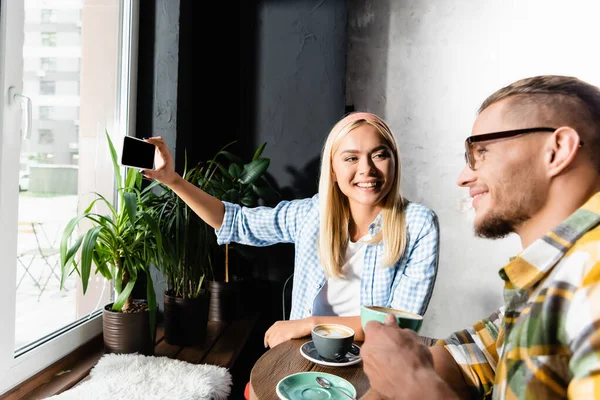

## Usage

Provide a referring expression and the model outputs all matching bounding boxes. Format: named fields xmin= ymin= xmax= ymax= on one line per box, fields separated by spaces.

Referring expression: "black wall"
xmin=135 ymin=0 xmax=348 ymax=329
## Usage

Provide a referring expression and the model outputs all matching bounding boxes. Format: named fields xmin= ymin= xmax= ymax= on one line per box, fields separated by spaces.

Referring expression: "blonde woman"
xmin=144 ymin=112 xmax=440 ymax=348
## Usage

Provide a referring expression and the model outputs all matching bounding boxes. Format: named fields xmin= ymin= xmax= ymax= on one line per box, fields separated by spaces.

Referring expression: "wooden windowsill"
xmin=0 ymin=312 xmax=259 ymax=400
xmin=0 ymin=334 xmax=104 ymax=400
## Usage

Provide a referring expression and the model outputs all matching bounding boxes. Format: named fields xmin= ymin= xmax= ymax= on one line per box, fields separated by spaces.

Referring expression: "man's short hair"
xmin=479 ymin=75 xmax=600 ymax=171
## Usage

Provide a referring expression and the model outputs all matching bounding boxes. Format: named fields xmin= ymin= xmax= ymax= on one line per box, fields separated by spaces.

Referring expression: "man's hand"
xmin=264 ymin=318 xmax=313 ymax=348
xmin=361 ymin=314 xmax=459 ymax=399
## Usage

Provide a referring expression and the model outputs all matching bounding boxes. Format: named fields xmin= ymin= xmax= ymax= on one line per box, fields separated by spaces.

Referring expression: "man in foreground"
xmin=361 ymin=75 xmax=600 ymax=399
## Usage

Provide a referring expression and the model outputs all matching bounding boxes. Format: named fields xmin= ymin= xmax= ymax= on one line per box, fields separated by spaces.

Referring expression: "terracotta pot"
xmin=102 ymin=301 xmax=155 ymax=355
xmin=163 ymin=290 xmax=210 ymax=346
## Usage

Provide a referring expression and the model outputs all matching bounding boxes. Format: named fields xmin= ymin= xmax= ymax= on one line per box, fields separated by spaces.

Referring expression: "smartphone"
xmin=120 ymin=136 xmax=155 ymax=170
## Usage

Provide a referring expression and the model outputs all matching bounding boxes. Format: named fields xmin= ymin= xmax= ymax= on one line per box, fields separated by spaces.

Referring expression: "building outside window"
xmin=41 ymin=32 xmax=56 ymax=47
xmin=40 ymin=80 xmax=55 ymax=95
xmin=38 ymin=129 xmax=54 ymax=145
xmin=41 ymin=9 xmax=55 ymax=23
xmin=39 ymin=106 xmax=53 ymax=120
xmin=40 ymin=57 xmax=56 ymax=71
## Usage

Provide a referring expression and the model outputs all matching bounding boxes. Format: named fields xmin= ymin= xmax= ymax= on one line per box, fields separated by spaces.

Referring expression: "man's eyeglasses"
xmin=464 ymin=127 xmax=572 ymax=170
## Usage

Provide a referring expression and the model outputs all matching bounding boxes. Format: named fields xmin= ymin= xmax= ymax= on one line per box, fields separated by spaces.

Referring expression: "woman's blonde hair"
xmin=318 ymin=112 xmax=407 ymax=278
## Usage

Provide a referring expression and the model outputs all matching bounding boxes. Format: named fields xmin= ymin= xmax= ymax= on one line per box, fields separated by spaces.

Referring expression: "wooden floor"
xmin=0 ymin=312 xmax=260 ymax=400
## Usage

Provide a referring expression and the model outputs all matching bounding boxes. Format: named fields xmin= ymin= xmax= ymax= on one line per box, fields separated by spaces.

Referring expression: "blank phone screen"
xmin=121 ymin=136 xmax=155 ymax=170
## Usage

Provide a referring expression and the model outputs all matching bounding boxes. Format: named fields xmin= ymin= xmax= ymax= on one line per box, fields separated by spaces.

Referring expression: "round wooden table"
xmin=249 ymin=337 xmax=370 ymax=399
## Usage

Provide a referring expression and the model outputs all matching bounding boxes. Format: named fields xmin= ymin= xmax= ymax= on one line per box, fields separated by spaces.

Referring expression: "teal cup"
xmin=360 ymin=305 xmax=423 ymax=332
xmin=311 ymin=323 xmax=355 ymax=362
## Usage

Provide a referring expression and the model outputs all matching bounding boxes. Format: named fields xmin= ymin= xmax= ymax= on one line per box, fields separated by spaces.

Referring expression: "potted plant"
xmin=149 ymin=158 xmax=217 ymax=345
xmin=59 ymin=131 xmax=162 ymax=355
xmin=200 ymin=142 xmax=280 ymax=321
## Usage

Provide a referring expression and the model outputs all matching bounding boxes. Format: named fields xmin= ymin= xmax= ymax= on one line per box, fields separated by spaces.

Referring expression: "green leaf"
xmin=141 ymin=179 xmax=161 ymax=195
xmin=60 ymin=235 xmax=83 ymax=290
xmin=112 ymin=280 xmax=136 ymax=311
xmin=83 ymin=193 xmax=118 ymax=221
xmin=239 ymin=158 xmax=270 ymax=185
xmin=146 ymin=270 xmax=157 ymax=342
xmin=215 ymin=162 xmax=232 ymax=180
xmin=93 ymin=251 xmax=113 ymax=280
xmin=60 ymin=213 xmax=92 ymax=271
xmin=241 ymin=194 xmax=257 ymax=207
xmin=106 ymin=131 xmax=123 ymax=197
xmin=226 ymin=189 xmax=240 ymax=204
xmin=80 ymin=226 xmax=103 ymax=294
xmin=219 ymin=150 xmax=244 ymax=165
xmin=123 ymin=191 xmax=138 ymax=226
xmin=115 ymin=263 xmax=123 ymax=294
xmin=142 ymin=212 xmax=162 ymax=250
xmin=125 ymin=167 xmax=137 ymax=191
xmin=228 ymin=163 xmax=243 ymax=179
xmin=221 ymin=177 xmax=233 ymax=191
xmin=252 ymin=142 xmax=267 ymax=161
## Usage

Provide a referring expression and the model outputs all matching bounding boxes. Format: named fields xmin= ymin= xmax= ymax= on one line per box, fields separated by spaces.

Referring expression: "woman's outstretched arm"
xmin=142 ymin=136 xmax=225 ymax=230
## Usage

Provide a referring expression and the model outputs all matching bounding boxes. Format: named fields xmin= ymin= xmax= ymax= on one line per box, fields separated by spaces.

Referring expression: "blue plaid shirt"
xmin=216 ymin=194 xmax=440 ymax=320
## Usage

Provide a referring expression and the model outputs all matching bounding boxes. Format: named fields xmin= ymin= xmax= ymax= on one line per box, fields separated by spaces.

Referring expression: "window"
xmin=40 ymin=58 xmax=57 ymax=71
xmin=41 ymin=32 xmax=56 ymax=47
xmin=38 ymin=129 xmax=54 ymax=145
xmin=0 ymin=0 xmax=139 ymax=394
xmin=40 ymin=80 xmax=55 ymax=95
xmin=41 ymin=9 xmax=55 ymax=24
xmin=39 ymin=106 xmax=53 ymax=120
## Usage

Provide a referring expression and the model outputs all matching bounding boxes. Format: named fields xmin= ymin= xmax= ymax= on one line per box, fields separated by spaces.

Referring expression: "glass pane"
xmin=15 ymin=0 xmax=120 ymax=352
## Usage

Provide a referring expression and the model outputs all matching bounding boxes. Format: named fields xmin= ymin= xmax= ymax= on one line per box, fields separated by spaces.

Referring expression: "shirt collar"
xmin=499 ymin=192 xmax=600 ymax=290
xmin=368 ymin=213 xmax=383 ymax=235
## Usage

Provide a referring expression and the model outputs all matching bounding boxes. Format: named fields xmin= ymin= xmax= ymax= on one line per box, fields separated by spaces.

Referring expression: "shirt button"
xmin=308 ymin=308 xmax=312 ymax=314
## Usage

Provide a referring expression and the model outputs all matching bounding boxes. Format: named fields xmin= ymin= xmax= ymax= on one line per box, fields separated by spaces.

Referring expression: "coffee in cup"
xmin=360 ymin=305 xmax=423 ymax=332
xmin=311 ymin=323 xmax=354 ymax=361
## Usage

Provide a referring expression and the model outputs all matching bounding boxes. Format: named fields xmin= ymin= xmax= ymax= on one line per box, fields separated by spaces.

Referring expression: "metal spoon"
xmin=315 ymin=377 xmax=356 ymax=400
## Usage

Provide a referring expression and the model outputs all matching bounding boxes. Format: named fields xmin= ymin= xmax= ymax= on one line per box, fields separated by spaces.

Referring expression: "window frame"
xmin=0 ymin=0 xmax=140 ymax=395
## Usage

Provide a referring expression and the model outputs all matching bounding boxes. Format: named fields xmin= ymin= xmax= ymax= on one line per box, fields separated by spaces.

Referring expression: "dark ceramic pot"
xmin=163 ymin=290 xmax=210 ymax=346
xmin=208 ymin=280 xmax=245 ymax=322
xmin=102 ymin=301 xmax=155 ymax=355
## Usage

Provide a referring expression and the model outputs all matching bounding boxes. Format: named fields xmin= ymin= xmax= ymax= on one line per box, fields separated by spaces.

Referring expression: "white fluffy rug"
xmin=45 ymin=353 xmax=232 ymax=400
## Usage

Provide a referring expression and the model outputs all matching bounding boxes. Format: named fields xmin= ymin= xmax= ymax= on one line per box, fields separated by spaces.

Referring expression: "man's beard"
xmin=474 ymin=207 xmax=530 ymax=239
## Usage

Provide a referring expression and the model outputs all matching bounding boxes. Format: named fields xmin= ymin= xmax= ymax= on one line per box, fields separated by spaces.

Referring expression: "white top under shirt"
xmin=313 ymin=235 xmax=369 ymax=316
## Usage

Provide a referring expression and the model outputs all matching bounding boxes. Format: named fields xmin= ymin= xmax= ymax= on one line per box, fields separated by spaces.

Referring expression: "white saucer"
xmin=299 ymin=340 xmax=361 ymax=367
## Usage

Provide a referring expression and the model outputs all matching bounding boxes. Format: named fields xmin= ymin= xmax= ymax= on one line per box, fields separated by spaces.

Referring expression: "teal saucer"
xmin=276 ymin=371 xmax=356 ymax=400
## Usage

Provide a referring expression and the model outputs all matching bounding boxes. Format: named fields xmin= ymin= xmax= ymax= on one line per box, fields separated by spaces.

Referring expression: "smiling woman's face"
xmin=331 ymin=123 xmax=396 ymax=214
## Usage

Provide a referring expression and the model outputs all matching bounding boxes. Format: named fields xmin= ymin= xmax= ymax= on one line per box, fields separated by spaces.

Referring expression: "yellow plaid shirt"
xmin=437 ymin=192 xmax=600 ymax=399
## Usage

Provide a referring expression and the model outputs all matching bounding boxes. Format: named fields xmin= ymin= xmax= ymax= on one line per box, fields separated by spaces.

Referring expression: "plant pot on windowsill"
xmin=59 ymin=132 xmax=161 ymax=358
xmin=163 ymin=288 xmax=210 ymax=346
xmin=208 ymin=279 xmax=246 ymax=322
xmin=103 ymin=300 xmax=156 ymax=356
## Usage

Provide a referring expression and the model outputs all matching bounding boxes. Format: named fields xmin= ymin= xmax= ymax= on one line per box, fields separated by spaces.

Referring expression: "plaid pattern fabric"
xmin=437 ymin=192 xmax=600 ymax=399
xmin=216 ymin=194 xmax=439 ymax=320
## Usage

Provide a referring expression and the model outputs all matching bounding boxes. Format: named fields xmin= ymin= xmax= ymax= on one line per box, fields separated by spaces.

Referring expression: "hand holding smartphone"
xmin=120 ymin=136 xmax=156 ymax=170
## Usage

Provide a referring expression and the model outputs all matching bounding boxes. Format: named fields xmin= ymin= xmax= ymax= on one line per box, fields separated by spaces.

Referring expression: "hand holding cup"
xmin=360 ymin=305 xmax=423 ymax=332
